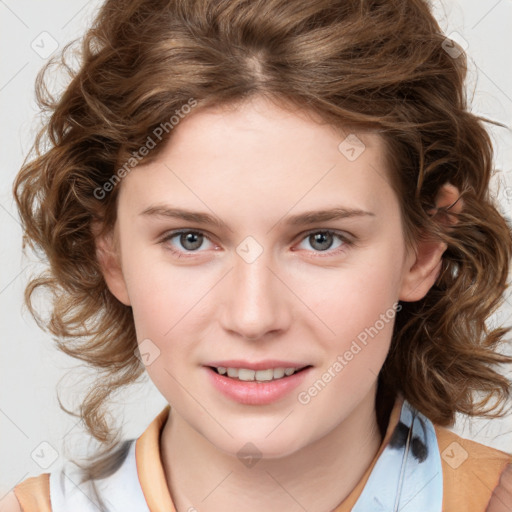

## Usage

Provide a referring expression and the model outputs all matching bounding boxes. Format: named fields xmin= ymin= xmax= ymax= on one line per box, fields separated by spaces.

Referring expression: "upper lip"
xmin=205 ymin=360 xmax=311 ymax=371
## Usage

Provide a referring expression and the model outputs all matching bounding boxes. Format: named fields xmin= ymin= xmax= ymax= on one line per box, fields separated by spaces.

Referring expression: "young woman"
xmin=5 ymin=0 xmax=512 ymax=510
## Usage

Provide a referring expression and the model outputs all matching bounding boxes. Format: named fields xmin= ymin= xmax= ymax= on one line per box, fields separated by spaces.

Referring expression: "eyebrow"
xmin=139 ymin=205 xmax=375 ymax=229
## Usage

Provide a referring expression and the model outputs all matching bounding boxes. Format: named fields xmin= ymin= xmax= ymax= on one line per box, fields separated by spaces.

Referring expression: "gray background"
xmin=1 ymin=0 xmax=511 ymax=494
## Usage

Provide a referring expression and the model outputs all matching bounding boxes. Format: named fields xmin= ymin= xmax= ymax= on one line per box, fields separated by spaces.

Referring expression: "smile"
xmin=205 ymin=365 xmax=313 ymax=405
xmin=213 ymin=366 xmax=309 ymax=382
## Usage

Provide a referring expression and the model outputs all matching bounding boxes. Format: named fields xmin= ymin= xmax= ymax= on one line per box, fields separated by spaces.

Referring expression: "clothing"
xmin=13 ymin=396 xmax=512 ymax=511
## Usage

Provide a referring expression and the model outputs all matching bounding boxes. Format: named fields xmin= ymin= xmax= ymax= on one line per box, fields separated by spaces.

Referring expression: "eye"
xmin=160 ymin=230 xmax=215 ymax=256
xmin=159 ymin=228 xmax=353 ymax=258
xmin=295 ymin=230 xmax=352 ymax=256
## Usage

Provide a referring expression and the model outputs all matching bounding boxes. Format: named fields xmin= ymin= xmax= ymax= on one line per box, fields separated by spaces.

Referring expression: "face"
xmin=102 ymin=95 xmax=426 ymax=458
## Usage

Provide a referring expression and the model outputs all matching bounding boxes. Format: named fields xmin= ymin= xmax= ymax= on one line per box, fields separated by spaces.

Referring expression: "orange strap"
xmin=436 ymin=425 xmax=512 ymax=511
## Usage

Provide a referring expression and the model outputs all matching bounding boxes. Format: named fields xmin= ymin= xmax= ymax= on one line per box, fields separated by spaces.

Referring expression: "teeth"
xmin=216 ymin=366 xmax=302 ymax=381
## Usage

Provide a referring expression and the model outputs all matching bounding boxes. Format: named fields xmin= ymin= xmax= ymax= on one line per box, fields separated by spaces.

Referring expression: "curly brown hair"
xmin=13 ymin=0 xmax=512 ymax=480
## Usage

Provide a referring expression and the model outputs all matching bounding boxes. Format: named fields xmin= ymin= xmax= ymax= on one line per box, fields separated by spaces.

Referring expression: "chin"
xmin=210 ymin=430 xmax=307 ymax=462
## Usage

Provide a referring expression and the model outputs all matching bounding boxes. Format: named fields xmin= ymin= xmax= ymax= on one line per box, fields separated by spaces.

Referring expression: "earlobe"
xmin=95 ymin=226 xmax=131 ymax=306
xmin=399 ymin=182 xmax=462 ymax=302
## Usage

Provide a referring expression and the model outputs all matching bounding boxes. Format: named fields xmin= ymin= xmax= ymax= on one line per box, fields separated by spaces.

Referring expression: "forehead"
xmin=117 ymin=96 xmax=396 ymax=224
xmin=156 ymin=96 xmax=387 ymax=169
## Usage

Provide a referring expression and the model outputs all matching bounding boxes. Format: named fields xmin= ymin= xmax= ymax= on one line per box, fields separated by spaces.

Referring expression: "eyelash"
xmin=158 ymin=229 xmax=354 ymax=258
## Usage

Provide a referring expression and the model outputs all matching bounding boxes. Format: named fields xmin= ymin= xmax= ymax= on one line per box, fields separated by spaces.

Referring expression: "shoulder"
xmin=0 ymin=490 xmax=23 ymax=512
xmin=435 ymin=424 xmax=512 ymax=512
xmin=7 ymin=473 xmax=51 ymax=512
xmin=486 ymin=462 xmax=512 ymax=511
xmin=5 ymin=438 xmax=142 ymax=512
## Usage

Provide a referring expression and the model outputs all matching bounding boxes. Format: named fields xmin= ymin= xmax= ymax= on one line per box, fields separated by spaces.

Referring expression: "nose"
xmin=219 ymin=249 xmax=291 ymax=341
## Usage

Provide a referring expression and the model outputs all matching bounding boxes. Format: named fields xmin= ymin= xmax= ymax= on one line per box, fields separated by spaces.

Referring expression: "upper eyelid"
xmin=160 ymin=228 xmax=217 ymax=244
xmin=295 ymin=229 xmax=352 ymax=243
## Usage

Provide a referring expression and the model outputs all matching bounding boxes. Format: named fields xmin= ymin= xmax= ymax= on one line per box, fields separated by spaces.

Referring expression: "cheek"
xmin=124 ymin=258 xmax=208 ymax=392
xmin=297 ymin=265 xmax=401 ymax=412
xmin=316 ymin=248 xmax=403 ymax=331
xmin=307 ymin=243 xmax=404 ymax=374
xmin=122 ymin=245 xmax=213 ymax=336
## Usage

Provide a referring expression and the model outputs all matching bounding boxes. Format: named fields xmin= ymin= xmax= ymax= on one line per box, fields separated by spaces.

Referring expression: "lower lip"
xmin=204 ymin=366 xmax=313 ymax=405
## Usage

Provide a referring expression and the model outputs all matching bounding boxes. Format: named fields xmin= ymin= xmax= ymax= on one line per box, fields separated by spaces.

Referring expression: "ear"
xmin=93 ymin=222 xmax=131 ymax=306
xmin=399 ymin=182 xmax=463 ymax=302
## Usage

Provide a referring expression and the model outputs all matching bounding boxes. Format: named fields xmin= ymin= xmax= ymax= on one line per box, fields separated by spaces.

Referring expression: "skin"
xmin=96 ymin=95 xmax=460 ymax=512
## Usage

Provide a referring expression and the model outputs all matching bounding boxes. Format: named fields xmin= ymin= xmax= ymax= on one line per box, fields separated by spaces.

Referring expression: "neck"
xmin=160 ymin=385 xmax=388 ymax=512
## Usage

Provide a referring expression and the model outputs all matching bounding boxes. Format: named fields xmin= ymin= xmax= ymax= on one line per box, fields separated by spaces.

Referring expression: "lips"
xmin=204 ymin=364 xmax=313 ymax=405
